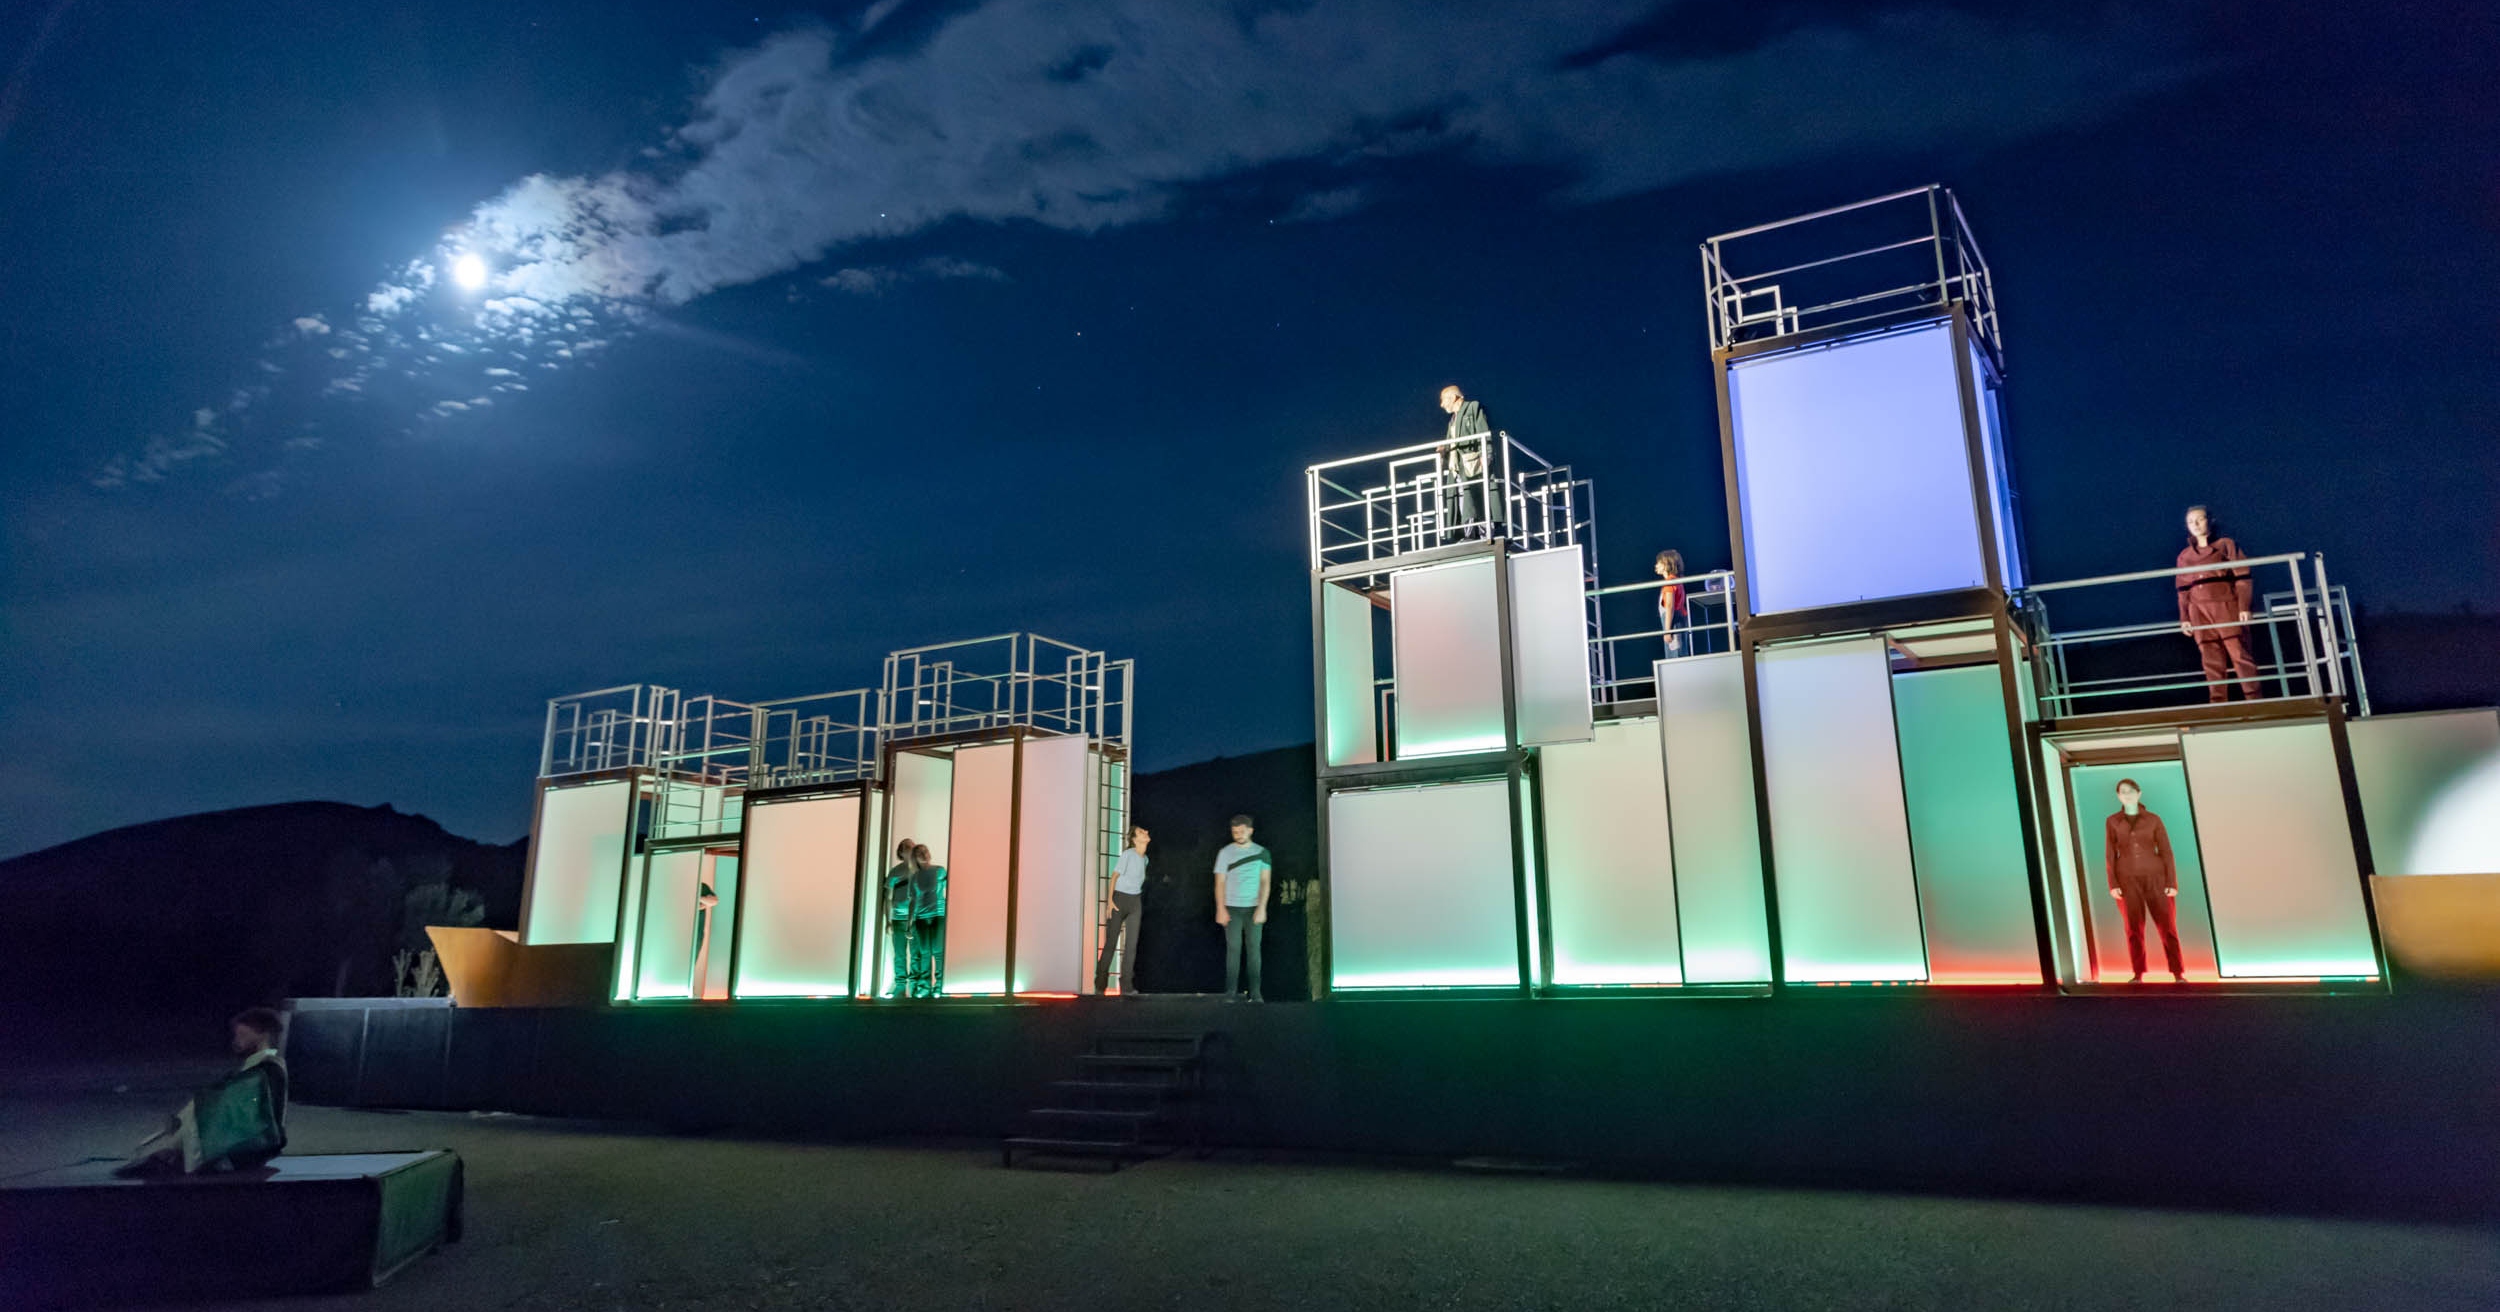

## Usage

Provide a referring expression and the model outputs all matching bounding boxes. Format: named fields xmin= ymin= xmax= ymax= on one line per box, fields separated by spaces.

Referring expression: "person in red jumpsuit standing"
xmin=2105 ymin=778 xmax=2186 ymax=983
xmin=2175 ymin=504 xmax=2262 ymax=702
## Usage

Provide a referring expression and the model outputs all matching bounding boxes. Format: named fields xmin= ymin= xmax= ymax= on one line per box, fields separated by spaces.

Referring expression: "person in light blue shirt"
xmin=1093 ymin=825 xmax=1151 ymax=995
xmin=1213 ymin=814 xmax=1272 ymax=1002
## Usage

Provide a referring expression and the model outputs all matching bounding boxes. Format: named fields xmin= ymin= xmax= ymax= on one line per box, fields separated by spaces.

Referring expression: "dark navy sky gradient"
xmin=2 ymin=1 xmax=2493 ymax=855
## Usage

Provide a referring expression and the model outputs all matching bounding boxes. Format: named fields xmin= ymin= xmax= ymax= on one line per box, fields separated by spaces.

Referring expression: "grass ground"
xmin=5 ymin=1060 xmax=2497 ymax=1311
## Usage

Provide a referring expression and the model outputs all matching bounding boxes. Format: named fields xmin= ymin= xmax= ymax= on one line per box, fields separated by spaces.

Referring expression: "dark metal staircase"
xmin=1003 ymin=1030 xmax=1211 ymax=1171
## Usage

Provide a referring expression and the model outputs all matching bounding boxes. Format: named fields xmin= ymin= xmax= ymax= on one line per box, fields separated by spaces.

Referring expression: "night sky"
xmin=2 ymin=1 xmax=2492 ymax=857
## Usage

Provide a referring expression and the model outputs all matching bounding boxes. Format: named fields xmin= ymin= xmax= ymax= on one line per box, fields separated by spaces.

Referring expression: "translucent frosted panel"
xmin=1509 ymin=544 xmax=1595 ymax=747
xmin=520 ymin=779 xmax=632 ymax=945
xmin=1014 ymin=735 xmax=1089 ymax=994
xmin=1323 ymin=583 xmax=1380 ymax=767
xmin=943 ymin=742 xmax=1016 ymax=994
xmin=1729 ymin=322 xmax=1986 ymax=615
xmin=854 ymin=787 xmax=886 ymax=998
xmin=733 ymin=794 xmax=862 ymax=997
xmin=1330 ymin=780 xmax=1519 ymax=988
xmin=1542 ymin=718 xmax=1680 ymax=985
xmin=1654 ymin=655 xmax=1771 ymax=983
xmin=2067 ymin=762 xmax=2221 ymax=983
xmin=1392 ymin=556 xmax=1506 ymax=758
xmin=633 ymin=849 xmax=702 ymax=999
xmin=2039 ymin=740 xmax=2089 ymax=981
xmin=2349 ymin=709 xmax=2500 ymax=875
xmin=1970 ymin=343 xmax=2023 ymax=590
xmin=2183 ymin=723 xmax=2379 ymax=977
xmin=1892 ymin=665 xmax=2041 ymax=984
xmin=1756 ymin=638 xmax=1928 ymax=982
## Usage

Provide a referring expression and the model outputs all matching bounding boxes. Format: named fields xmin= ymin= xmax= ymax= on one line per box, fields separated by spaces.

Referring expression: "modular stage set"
xmin=289 ymin=188 xmax=2500 ymax=1215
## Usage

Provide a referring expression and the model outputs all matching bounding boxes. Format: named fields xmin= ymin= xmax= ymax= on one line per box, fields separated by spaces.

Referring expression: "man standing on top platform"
xmin=1214 ymin=815 xmax=1272 ymax=1002
xmin=2176 ymin=504 xmax=2263 ymax=703
xmin=883 ymin=839 xmax=916 ymax=998
xmin=1437 ymin=384 xmax=1494 ymax=543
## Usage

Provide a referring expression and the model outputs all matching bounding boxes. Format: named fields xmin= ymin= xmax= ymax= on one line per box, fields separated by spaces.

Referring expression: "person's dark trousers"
xmin=887 ymin=920 xmax=914 ymax=998
xmin=2121 ymin=877 xmax=2185 ymax=978
xmin=1095 ymin=890 xmax=1143 ymax=993
xmin=1221 ymin=905 xmax=1263 ymax=1000
xmin=2195 ymin=632 xmax=2263 ymax=702
xmin=912 ymin=916 xmax=946 ymax=996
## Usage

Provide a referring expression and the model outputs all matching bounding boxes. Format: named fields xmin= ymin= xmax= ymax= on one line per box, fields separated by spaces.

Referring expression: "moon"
xmin=451 ymin=253 xmax=488 ymax=291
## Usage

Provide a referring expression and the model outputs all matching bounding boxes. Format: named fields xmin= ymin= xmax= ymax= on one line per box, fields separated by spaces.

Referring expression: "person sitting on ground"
xmin=119 ymin=1007 xmax=289 ymax=1176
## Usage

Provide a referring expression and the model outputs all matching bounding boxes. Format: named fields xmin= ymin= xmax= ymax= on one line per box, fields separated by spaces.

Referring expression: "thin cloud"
xmin=121 ymin=0 xmax=2189 ymax=491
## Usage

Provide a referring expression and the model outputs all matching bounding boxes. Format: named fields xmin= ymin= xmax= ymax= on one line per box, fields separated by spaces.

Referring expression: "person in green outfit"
xmin=883 ymin=838 xmax=916 ymax=998
xmin=910 ymin=842 xmax=948 ymax=998
xmin=119 ymin=1008 xmax=289 ymax=1175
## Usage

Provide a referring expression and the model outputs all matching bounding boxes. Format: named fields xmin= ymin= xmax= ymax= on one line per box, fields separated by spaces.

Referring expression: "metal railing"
xmin=1306 ymin=433 xmax=1597 ymax=580
xmin=750 ymin=688 xmax=880 ymax=790
xmin=1589 ymin=571 xmax=1739 ymax=705
xmin=2019 ymin=552 xmax=2365 ymax=718
xmin=540 ymin=684 xmax=679 ymax=778
xmin=1702 ymin=184 xmax=2000 ymax=364
xmin=879 ymin=633 xmax=1135 ymax=751
xmin=646 ymin=695 xmax=760 ymax=841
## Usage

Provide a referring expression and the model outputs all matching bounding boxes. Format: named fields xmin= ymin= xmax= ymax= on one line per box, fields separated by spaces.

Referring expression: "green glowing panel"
xmin=1757 ymin=638 xmax=1928 ymax=983
xmin=1329 ymin=779 xmax=1520 ymax=989
xmin=732 ymin=793 xmax=863 ymax=999
xmin=1654 ymin=654 xmax=1771 ymax=983
xmin=1892 ymin=665 xmax=2041 ymax=984
xmin=520 ymin=778 xmax=632 ymax=945
xmin=1391 ymin=556 xmax=1507 ymax=758
xmin=1541 ymin=718 xmax=1681 ymax=986
xmin=633 ymin=849 xmax=704 ymax=1000
xmin=2183 ymin=722 xmax=2380 ymax=978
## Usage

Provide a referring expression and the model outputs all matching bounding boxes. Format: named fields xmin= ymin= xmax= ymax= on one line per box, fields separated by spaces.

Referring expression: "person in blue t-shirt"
xmin=1212 ymin=814 xmax=1272 ymax=1002
xmin=1095 ymin=825 xmax=1151 ymax=996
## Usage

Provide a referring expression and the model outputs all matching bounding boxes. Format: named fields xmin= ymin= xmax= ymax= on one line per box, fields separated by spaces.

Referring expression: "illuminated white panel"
xmin=1014 ymin=735 xmax=1090 ymax=994
xmin=1323 ymin=582 xmax=1380 ymax=767
xmin=1654 ymin=654 xmax=1771 ymax=983
xmin=943 ymin=742 xmax=1016 ymax=994
xmin=1509 ymin=544 xmax=1594 ymax=747
xmin=1729 ymin=322 xmax=1986 ymax=615
xmin=1330 ymin=780 xmax=1519 ymax=989
xmin=1756 ymin=638 xmax=1928 ymax=982
xmin=1392 ymin=556 xmax=1505 ymax=758
xmin=1970 ymin=342 xmax=2023 ymax=590
xmin=2348 ymin=709 xmax=2500 ymax=875
xmin=2184 ymin=722 xmax=2379 ymax=978
xmin=632 ymin=849 xmax=702 ymax=999
xmin=854 ymin=785 xmax=887 ymax=998
xmin=734 ymin=794 xmax=862 ymax=997
xmin=519 ymin=778 xmax=632 ymax=945
xmin=1542 ymin=718 xmax=1680 ymax=985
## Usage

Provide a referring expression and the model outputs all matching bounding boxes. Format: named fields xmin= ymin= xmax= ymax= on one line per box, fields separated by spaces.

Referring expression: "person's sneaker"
xmin=2170 ymin=973 xmax=2187 ymax=984
xmin=2127 ymin=973 xmax=2145 ymax=984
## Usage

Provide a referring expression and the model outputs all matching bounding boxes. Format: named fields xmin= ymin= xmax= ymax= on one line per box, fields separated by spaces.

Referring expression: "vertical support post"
xmin=1737 ymin=628 xmax=1788 ymax=989
xmin=2321 ymin=701 xmax=2392 ymax=987
xmin=1993 ymin=605 xmax=2057 ymax=989
xmin=1002 ymin=728 xmax=1026 ymax=997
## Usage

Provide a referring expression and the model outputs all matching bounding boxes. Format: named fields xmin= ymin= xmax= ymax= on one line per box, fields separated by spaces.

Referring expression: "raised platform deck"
xmin=285 ymin=992 xmax=2500 ymax=1221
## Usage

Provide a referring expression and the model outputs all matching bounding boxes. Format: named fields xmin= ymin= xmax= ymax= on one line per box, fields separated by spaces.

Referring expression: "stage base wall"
xmin=283 ymin=993 xmax=2500 ymax=1221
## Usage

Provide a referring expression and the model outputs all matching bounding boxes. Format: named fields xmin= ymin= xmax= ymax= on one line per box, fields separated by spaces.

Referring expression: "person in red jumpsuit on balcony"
xmin=2105 ymin=778 xmax=2186 ymax=983
xmin=2175 ymin=504 xmax=2262 ymax=702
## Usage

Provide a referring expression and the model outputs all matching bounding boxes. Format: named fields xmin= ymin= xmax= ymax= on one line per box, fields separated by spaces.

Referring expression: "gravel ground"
xmin=6 ymin=1077 xmax=2497 ymax=1311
